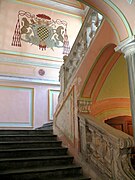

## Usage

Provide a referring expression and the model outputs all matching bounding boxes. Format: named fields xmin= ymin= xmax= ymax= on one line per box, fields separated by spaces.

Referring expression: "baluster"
xmin=59 ymin=9 xmax=103 ymax=97
xmin=97 ymin=13 xmax=103 ymax=27
xmin=90 ymin=11 xmax=97 ymax=38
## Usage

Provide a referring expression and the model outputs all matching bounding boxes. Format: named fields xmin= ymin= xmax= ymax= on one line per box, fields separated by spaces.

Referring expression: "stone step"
xmin=0 ymin=130 xmax=53 ymax=135
xmin=0 ymin=155 xmax=74 ymax=171
xmin=49 ymin=177 xmax=91 ymax=180
xmin=0 ymin=140 xmax=62 ymax=149
xmin=0 ymin=147 xmax=68 ymax=158
xmin=0 ymin=134 xmax=57 ymax=141
xmin=0 ymin=165 xmax=82 ymax=179
xmin=0 ymin=130 xmax=90 ymax=179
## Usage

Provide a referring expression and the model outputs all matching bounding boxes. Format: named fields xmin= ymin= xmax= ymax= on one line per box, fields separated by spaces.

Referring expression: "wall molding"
xmin=0 ymin=50 xmax=63 ymax=62
xmin=0 ymin=85 xmax=34 ymax=128
xmin=0 ymin=56 xmax=62 ymax=69
xmin=0 ymin=75 xmax=60 ymax=85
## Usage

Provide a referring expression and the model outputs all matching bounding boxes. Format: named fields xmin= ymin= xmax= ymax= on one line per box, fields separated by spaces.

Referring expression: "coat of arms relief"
xmin=11 ymin=10 xmax=70 ymax=55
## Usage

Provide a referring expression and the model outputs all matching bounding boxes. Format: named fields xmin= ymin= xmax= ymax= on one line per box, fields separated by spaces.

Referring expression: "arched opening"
xmin=105 ymin=116 xmax=133 ymax=136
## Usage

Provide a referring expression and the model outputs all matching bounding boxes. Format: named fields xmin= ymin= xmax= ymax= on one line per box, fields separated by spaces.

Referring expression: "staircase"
xmin=0 ymin=130 xmax=90 ymax=180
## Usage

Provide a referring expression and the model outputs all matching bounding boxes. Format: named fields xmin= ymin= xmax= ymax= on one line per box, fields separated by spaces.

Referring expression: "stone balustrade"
xmin=59 ymin=9 xmax=103 ymax=100
xmin=78 ymin=114 xmax=135 ymax=180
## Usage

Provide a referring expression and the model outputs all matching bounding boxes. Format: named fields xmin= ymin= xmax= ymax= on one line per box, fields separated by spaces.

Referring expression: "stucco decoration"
xmin=38 ymin=69 xmax=45 ymax=76
xmin=11 ymin=10 xmax=70 ymax=55
xmin=127 ymin=0 xmax=133 ymax=4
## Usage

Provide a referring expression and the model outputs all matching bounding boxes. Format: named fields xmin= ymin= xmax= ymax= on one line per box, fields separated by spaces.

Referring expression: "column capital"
xmin=121 ymin=42 xmax=135 ymax=58
xmin=115 ymin=35 xmax=135 ymax=57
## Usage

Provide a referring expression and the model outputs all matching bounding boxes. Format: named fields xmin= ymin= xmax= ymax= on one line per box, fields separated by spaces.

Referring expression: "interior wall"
xmin=90 ymin=53 xmax=131 ymax=121
xmin=0 ymin=0 xmax=82 ymax=59
xmin=0 ymin=80 xmax=60 ymax=129
xmin=0 ymin=0 xmax=83 ymax=129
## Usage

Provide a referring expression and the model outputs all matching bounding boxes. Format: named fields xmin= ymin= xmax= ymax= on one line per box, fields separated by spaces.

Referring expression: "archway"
xmin=105 ymin=116 xmax=133 ymax=136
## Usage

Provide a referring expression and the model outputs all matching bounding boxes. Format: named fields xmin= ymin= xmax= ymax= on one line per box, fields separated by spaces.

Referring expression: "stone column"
xmin=121 ymin=41 xmax=135 ymax=139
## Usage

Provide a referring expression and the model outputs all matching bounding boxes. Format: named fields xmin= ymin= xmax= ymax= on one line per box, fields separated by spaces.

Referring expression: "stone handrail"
xmin=59 ymin=9 xmax=103 ymax=100
xmin=78 ymin=114 xmax=135 ymax=180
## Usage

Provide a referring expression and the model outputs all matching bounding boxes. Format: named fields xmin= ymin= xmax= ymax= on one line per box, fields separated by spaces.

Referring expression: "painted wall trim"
xmin=103 ymin=0 xmax=133 ymax=37
xmin=0 ymin=85 xmax=34 ymax=128
xmin=48 ymin=89 xmax=60 ymax=121
xmin=0 ymin=50 xmax=63 ymax=62
xmin=0 ymin=75 xmax=60 ymax=85
xmin=0 ymin=56 xmax=62 ymax=69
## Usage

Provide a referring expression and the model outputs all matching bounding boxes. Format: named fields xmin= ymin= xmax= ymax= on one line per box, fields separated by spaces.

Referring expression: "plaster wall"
xmin=97 ymin=54 xmax=129 ymax=100
xmin=0 ymin=0 xmax=85 ymax=129
xmin=0 ymin=80 xmax=60 ymax=129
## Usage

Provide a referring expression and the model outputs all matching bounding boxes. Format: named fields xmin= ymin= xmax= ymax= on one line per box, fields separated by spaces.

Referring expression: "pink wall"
xmin=0 ymin=80 xmax=60 ymax=129
xmin=1 ymin=0 xmax=85 ymax=129
xmin=0 ymin=0 xmax=82 ymax=59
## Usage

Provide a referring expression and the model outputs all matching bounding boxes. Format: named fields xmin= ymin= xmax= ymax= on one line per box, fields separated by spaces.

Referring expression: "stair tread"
xmin=49 ymin=176 xmax=90 ymax=180
xmin=0 ymin=155 xmax=73 ymax=162
xmin=0 ymin=130 xmax=52 ymax=132
xmin=0 ymin=165 xmax=81 ymax=175
xmin=0 ymin=130 xmax=90 ymax=179
xmin=0 ymin=146 xmax=67 ymax=152
xmin=0 ymin=134 xmax=56 ymax=137
xmin=0 ymin=140 xmax=61 ymax=144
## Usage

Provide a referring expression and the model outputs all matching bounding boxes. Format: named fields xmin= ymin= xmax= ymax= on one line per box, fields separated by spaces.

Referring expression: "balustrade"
xmin=78 ymin=114 xmax=135 ymax=180
xmin=59 ymin=9 xmax=103 ymax=100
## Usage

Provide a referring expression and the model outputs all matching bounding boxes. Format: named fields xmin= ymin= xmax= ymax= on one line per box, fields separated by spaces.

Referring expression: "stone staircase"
xmin=0 ymin=130 xmax=90 ymax=180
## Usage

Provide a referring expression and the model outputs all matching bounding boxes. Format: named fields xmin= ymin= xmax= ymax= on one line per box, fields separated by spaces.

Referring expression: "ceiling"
xmin=17 ymin=0 xmax=87 ymax=16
